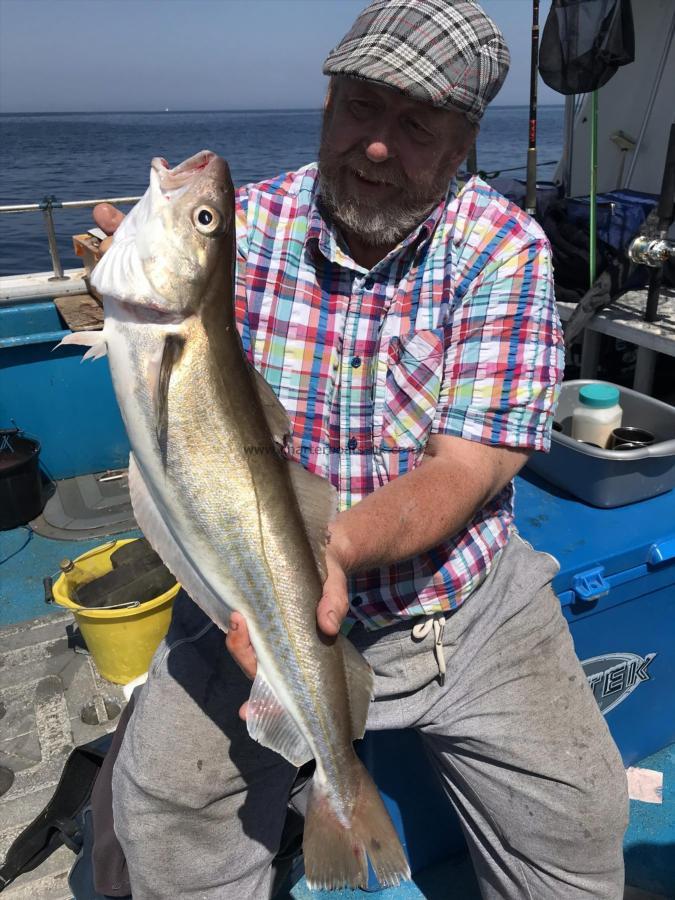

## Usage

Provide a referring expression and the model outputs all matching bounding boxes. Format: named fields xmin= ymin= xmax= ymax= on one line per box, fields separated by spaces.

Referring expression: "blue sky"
xmin=0 ymin=0 xmax=559 ymax=113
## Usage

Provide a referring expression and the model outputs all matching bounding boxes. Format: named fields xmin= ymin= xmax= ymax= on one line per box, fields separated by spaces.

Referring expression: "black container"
xmin=0 ymin=431 xmax=45 ymax=530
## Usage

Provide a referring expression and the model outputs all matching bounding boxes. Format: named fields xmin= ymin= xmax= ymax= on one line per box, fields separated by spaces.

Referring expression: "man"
xmin=96 ymin=2 xmax=628 ymax=898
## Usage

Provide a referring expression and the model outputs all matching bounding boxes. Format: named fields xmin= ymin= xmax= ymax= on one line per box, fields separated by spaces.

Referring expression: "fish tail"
xmin=302 ymin=757 xmax=410 ymax=890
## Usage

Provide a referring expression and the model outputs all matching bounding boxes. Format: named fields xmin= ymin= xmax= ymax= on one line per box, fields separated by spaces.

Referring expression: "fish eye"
xmin=193 ymin=205 xmax=222 ymax=235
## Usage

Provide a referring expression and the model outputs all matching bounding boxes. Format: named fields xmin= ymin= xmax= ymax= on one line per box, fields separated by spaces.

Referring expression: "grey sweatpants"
xmin=112 ymin=532 xmax=629 ymax=899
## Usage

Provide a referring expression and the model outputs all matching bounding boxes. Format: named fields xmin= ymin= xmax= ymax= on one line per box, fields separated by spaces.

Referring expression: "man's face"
xmin=318 ymin=77 xmax=476 ymax=248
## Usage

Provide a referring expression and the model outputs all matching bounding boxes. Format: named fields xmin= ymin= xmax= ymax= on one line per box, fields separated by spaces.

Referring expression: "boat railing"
xmin=0 ymin=158 xmax=562 ymax=286
xmin=0 ymin=195 xmax=141 ymax=282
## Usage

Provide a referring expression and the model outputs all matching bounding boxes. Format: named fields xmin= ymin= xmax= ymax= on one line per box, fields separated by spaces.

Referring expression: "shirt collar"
xmin=305 ymin=178 xmax=457 ymax=273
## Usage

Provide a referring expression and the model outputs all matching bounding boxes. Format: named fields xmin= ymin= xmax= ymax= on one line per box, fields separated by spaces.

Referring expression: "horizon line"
xmin=0 ymin=102 xmax=566 ymax=116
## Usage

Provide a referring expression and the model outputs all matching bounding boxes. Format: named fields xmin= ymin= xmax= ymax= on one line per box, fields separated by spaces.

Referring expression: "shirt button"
xmin=352 ymin=595 xmax=363 ymax=607
xmin=364 ymin=277 xmax=375 ymax=290
xmin=351 ymin=356 xmax=362 ymax=369
xmin=348 ymin=437 xmax=358 ymax=451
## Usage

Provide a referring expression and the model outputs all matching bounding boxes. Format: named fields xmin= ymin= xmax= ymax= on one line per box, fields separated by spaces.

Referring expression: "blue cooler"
xmin=516 ymin=470 xmax=675 ymax=766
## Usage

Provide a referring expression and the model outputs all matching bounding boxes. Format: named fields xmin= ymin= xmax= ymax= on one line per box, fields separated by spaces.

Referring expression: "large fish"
xmin=60 ymin=151 xmax=410 ymax=890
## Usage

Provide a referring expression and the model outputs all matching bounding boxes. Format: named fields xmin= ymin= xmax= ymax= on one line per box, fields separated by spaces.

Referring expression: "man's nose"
xmin=364 ymin=139 xmax=393 ymax=163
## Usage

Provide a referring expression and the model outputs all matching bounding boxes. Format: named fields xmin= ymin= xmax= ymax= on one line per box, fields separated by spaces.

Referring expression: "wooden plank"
xmin=53 ymin=293 xmax=104 ymax=331
xmin=72 ymin=233 xmax=104 ymax=277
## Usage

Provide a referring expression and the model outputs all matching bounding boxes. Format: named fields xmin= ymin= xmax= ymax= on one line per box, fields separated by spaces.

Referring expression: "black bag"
xmin=539 ymin=0 xmax=635 ymax=95
xmin=541 ymin=198 xmax=616 ymax=301
xmin=0 ymin=736 xmax=111 ymax=892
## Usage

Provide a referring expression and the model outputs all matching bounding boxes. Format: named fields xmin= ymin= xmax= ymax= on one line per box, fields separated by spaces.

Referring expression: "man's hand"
xmin=226 ymin=541 xmax=351 ymax=719
xmin=93 ymin=203 xmax=125 ymax=252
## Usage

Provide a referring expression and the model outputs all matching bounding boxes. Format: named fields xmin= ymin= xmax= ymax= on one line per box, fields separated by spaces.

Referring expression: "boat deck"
xmin=0 ymin=528 xmax=675 ymax=900
xmin=1 ymin=524 xmax=674 ymax=899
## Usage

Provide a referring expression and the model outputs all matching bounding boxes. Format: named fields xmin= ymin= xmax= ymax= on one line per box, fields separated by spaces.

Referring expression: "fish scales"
xmin=60 ymin=150 xmax=410 ymax=890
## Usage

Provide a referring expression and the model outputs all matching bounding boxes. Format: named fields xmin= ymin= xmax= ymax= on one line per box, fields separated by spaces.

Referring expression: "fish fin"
xmin=303 ymin=757 xmax=410 ymax=890
xmin=287 ymin=463 xmax=338 ymax=582
xmin=155 ymin=334 xmax=185 ymax=468
xmin=251 ymin=367 xmax=291 ymax=448
xmin=246 ymin=669 xmax=313 ymax=767
xmin=338 ymin=635 xmax=374 ymax=740
xmin=56 ymin=330 xmax=107 ymax=360
xmin=82 ymin=342 xmax=108 ymax=361
xmin=127 ymin=453 xmax=231 ymax=631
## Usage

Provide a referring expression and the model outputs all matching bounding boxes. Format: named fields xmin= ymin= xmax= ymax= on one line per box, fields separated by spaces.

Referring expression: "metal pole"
xmin=645 ymin=122 xmax=675 ymax=322
xmin=525 ymin=0 xmax=540 ymax=216
xmin=61 ymin=196 xmax=141 ymax=210
xmin=589 ymin=90 xmax=599 ymax=287
xmin=0 ymin=196 xmax=141 ymax=214
xmin=40 ymin=197 xmax=67 ymax=282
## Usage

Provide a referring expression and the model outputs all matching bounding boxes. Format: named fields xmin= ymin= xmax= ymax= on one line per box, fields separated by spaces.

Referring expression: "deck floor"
xmin=0 ymin=526 xmax=673 ymax=899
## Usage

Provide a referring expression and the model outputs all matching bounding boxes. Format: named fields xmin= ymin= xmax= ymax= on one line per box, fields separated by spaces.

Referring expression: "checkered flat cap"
xmin=323 ymin=0 xmax=510 ymax=123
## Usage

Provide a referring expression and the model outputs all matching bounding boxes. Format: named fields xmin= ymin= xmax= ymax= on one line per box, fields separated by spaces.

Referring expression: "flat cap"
xmin=323 ymin=0 xmax=510 ymax=124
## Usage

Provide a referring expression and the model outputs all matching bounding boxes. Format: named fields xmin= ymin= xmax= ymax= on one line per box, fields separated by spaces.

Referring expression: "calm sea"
xmin=0 ymin=106 xmax=563 ymax=277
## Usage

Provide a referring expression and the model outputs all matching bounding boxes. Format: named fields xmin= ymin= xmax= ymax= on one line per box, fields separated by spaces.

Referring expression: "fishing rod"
xmin=459 ymin=160 xmax=558 ymax=182
xmin=525 ymin=0 xmax=540 ymax=217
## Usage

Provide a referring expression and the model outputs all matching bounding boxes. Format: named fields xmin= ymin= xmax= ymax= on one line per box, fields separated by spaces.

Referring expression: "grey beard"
xmin=317 ymin=174 xmax=438 ymax=248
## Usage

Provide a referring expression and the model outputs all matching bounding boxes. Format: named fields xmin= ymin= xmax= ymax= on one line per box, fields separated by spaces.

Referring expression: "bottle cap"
xmin=60 ymin=558 xmax=74 ymax=573
xmin=578 ymin=384 xmax=620 ymax=409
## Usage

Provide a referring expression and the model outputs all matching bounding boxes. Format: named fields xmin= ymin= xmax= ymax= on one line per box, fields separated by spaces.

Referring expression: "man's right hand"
xmin=93 ymin=203 xmax=125 ymax=252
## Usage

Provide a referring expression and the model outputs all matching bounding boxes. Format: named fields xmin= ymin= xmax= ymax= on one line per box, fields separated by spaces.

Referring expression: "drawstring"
xmin=411 ymin=613 xmax=446 ymax=686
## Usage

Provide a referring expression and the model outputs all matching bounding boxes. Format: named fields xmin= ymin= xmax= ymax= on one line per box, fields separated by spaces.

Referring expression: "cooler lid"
xmin=514 ymin=472 xmax=675 ymax=606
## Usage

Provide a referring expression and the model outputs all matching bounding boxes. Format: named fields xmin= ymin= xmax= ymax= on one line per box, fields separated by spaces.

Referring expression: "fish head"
xmin=92 ymin=150 xmax=235 ymax=321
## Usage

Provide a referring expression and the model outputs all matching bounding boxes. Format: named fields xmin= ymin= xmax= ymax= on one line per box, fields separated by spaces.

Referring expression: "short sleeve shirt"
xmin=234 ymin=163 xmax=564 ymax=629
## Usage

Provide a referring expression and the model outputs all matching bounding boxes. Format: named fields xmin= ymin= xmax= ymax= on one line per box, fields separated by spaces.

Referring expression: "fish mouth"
xmin=152 ymin=151 xmax=230 ymax=194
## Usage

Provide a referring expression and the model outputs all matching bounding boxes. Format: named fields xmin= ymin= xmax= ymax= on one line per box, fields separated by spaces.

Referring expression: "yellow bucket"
xmin=52 ymin=539 xmax=179 ymax=684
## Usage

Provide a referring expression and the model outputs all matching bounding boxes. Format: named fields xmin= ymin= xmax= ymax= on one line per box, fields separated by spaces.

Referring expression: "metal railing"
xmin=0 ymin=195 xmax=141 ymax=281
xmin=0 ymin=155 xmax=562 ymax=283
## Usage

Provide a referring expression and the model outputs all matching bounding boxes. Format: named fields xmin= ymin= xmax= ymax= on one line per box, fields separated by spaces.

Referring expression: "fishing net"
xmin=539 ymin=0 xmax=635 ymax=95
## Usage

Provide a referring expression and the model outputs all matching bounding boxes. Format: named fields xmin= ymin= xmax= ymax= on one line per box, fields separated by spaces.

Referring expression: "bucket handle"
xmin=0 ymin=425 xmax=41 ymax=447
xmin=0 ymin=432 xmax=17 ymax=453
xmin=78 ymin=600 xmax=142 ymax=611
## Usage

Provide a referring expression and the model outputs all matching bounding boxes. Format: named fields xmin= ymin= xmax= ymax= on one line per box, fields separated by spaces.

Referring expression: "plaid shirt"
xmin=235 ymin=164 xmax=563 ymax=629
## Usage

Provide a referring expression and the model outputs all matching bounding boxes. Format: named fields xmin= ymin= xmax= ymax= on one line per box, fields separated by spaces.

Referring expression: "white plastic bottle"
xmin=571 ymin=383 xmax=622 ymax=448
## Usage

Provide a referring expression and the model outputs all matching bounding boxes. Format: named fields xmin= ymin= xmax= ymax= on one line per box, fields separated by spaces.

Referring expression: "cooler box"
xmin=516 ymin=471 xmax=675 ymax=766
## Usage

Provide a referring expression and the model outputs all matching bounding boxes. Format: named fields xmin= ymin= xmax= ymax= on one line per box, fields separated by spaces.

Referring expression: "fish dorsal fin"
xmin=251 ymin=367 xmax=291 ymax=448
xmin=338 ymin=634 xmax=374 ymax=740
xmin=287 ymin=463 xmax=338 ymax=583
xmin=247 ymin=669 xmax=313 ymax=767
